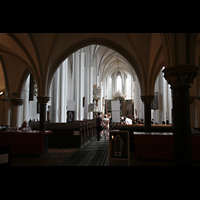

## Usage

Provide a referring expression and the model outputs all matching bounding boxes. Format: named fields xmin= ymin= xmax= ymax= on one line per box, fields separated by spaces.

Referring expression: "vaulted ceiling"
xmin=91 ymin=45 xmax=135 ymax=81
xmin=0 ymin=33 xmax=199 ymax=98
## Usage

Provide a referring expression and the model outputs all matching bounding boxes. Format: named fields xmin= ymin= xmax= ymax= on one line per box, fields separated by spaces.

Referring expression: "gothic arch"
xmin=18 ymin=68 xmax=33 ymax=99
xmin=46 ymin=37 xmax=143 ymax=97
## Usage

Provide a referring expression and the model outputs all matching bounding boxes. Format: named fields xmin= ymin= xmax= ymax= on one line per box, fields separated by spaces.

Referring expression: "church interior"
xmin=0 ymin=33 xmax=200 ymax=166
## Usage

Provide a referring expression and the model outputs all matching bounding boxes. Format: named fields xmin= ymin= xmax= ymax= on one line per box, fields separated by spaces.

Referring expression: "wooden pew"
xmin=76 ymin=119 xmax=96 ymax=142
xmin=111 ymin=124 xmax=173 ymax=132
xmin=84 ymin=119 xmax=96 ymax=140
xmin=31 ymin=122 xmax=83 ymax=148
xmin=75 ymin=120 xmax=87 ymax=143
xmin=110 ymin=124 xmax=173 ymax=152
xmin=0 ymin=130 xmax=52 ymax=155
xmin=30 ymin=119 xmax=97 ymax=148
xmin=134 ymin=132 xmax=200 ymax=161
xmin=87 ymin=119 xmax=96 ymax=139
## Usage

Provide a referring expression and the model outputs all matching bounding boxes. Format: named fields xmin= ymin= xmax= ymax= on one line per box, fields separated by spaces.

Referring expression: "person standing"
xmin=103 ymin=114 xmax=110 ymax=140
xmin=124 ymin=117 xmax=132 ymax=125
xmin=95 ymin=112 xmax=102 ymax=141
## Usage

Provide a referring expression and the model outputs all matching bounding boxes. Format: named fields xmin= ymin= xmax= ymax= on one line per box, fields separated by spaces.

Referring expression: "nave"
xmin=1 ymin=33 xmax=200 ymax=166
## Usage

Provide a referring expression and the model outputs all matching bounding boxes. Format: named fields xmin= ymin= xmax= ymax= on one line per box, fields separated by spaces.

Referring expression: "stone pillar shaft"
xmin=37 ymin=96 xmax=50 ymax=131
xmin=141 ymin=95 xmax=154 ymax=132
xmin=163 ymin=65 xmax=199 ymax=166
xmin=10 ymin=98 xmax=24 ymax=127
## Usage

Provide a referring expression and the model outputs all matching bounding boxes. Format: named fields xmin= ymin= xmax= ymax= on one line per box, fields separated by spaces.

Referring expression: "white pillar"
xmin=124 ymin=74 xmax=127 ymax=97
xmin=71 ymin=55 xmax=75 ymax=101
xmin=74 ymin=51 xmax=80 ymax=120
xmin=84 ymin=46 xmax=91 ymax=120
xmin=10 ymin=98 xmax=24 ymax=128
xmin=89 ymin=67 xmax=94 ymax=119
xmin=84 ymin=66 xmax=90 ymax=119
xmin=23 ymin=75 xmax=29 ymax=122
xmin=100 ymin=81 xmax=103 ymax=112
xmin=158 ymin=71 xmax=163 ymax=123
xmin=122 ymin=73 xmax=125 ymax=94
xmin=52 ymin=67 xmax=59 ymax=122
xmin=65 ymin=59 xmax=68 ymax=122
xmin=112 ymin=74 xmax=115 ymax=95
xmin=163 ymin=75 xmax=167 ymax=121
xmin=79 ymin=49 xmax=85 ymax=120
xmin=60 ymin=62 xmax=66 ymax=122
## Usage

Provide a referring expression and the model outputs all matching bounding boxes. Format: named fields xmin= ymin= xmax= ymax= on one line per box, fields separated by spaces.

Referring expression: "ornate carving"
xmin=93 ymin=84 xmax=101 ymax=101
xmin=112 ymin=90 xmax=127 ymax=100
xmin=37 ymin=96 xmax=50 ymax=104
xmin=11 ymin=98 xmax=24 ymax=106
xmin=162 ymin=65 xmax=199 ymax=88
xmin=141 ymin=95 xmax=154 ymax=104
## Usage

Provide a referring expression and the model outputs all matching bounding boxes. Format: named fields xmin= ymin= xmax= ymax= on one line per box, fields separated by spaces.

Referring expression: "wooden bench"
xmin=76 ymin=119 xmax=96 ymax=142
xmin=31 ymin=122 xmax=91 ymax=148
xmin=30 ymin=119 xmax=97 ymax=148
xmin=110 ymin=124 xmax=173 ymax=152
xmin=134 ymin=132 xmax=200 ymax=161
xmin=0 ymin=130 xmax=52 ymax=155
xmin=87 ymin=119 xmax=96 ymax=138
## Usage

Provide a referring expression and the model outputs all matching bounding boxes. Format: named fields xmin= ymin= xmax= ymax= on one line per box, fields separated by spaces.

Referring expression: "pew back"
xmin=30 ymin=120 xmax=96 ymax=148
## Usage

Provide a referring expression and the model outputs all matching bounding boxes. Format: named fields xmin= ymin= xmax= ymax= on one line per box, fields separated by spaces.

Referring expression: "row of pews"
xmin=110 ymin=124 xmax=200 ymax=161
xmin=110 ymin=123 xmax=173 ymax=152
xmin=30 ymin=119 xmax=96 ymax=148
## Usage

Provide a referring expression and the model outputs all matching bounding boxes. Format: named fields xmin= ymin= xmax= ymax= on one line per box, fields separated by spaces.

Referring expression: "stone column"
xmin=163 ymin=65 xmax=199 ymax=166
xmin=60 ymin=62 xmax=66 ymax=122
xmin=23 ymin=75 xmax=30 ymax=122
xmin=140 ymin=95 xmax=154 ymax=132
xmin=10 ymin=98 xmax=24 ymax=127
xmin=124 ymin=74 xmax=127 ymax=96
xmin=74 ymin=51 xmax=80 ymax=120
xmin=0 ymin=98 xmax=10 ymax=125
xmin=37 ymin=96 xmax=50 ymax=131
xmin=89 ymin=67 xmax=94 ymax=119
xmin=79 ymin=49 xmax=85 ymax=120
xmin=84 ymin=66 xmax=90 ymax=119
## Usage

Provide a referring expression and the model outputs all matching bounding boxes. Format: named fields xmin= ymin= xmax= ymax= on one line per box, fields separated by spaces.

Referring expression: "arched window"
xmin=126 ymin=76 xmax=131 ymax=99
xmin=107 ymin=76 xmax=112 ymax=99
xmin=117 ymin=75 xmax=122 ymax=92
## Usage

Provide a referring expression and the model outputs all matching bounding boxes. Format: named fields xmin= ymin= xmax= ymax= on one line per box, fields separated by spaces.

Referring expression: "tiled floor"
xmin=61 ymin=139 xmax=108 ymax=166
xmin=10 ymin=138 xmax=200 ymax=166
xmin=11 ymin=148 xmax=78 ymax=166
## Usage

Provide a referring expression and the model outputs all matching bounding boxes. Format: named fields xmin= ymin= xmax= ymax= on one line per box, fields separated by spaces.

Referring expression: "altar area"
xmin=104 ymin=91 xmax=134 ymax=117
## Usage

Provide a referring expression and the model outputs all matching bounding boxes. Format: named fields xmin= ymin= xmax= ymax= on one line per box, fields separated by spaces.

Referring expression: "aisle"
xmin=60 ymin=138 xmax=108 ymax=166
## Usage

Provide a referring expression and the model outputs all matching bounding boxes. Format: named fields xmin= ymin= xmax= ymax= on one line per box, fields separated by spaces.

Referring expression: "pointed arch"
xmin=47 ymin=37 xmax=143 ymax=96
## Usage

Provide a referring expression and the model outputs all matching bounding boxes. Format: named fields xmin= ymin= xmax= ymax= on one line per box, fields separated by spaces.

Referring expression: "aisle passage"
xmin=61 ymin=138 xmax=108 ymax=166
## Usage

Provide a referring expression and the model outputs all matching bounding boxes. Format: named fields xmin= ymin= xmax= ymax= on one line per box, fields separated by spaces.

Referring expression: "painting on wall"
xmin=67 ymin=111 xmax=75 ymax=123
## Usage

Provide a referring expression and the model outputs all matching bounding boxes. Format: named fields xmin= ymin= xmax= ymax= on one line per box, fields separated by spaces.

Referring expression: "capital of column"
xmin=141 ymin=95 xmax=154 ymax=104
xmin=11 ymin=98 xmax=24 ymax=106
xmin=37 ymin=96 xmax=50 ymax=104
xmin=162 ymin=65 xmax=199 ymax=88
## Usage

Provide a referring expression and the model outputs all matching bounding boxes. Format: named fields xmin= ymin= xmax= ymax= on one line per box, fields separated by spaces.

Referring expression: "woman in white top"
xmin=124 ymin=117 xmax=132 ymax=124
xmin=103 ymin=115 xmax=110 ymax=140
